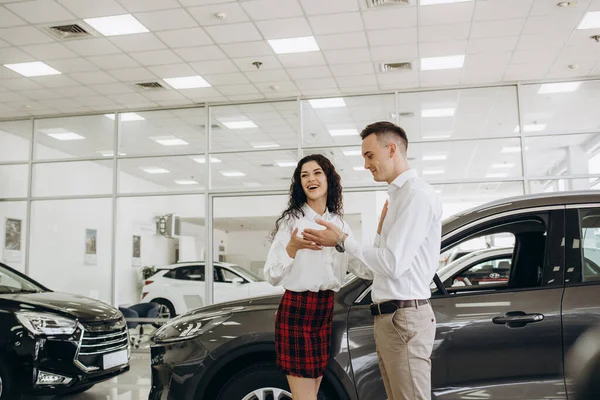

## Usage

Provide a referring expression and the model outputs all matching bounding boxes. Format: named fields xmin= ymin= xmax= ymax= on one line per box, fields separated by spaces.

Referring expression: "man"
xmin=303 ymin=121 xmax=443 ymax=400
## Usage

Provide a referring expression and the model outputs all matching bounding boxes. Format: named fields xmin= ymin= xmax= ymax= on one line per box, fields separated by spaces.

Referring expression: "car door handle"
xmin=492 ymin=311 xmax=544 ymax=328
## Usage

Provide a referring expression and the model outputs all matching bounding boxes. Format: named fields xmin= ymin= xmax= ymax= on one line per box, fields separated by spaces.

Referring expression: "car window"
xmin=220 ymin=267 xmax=245 ymax=283
xmin=163 ymin=269 xmax=177 ymax=279
xmin=0 ymin=265 xmax=43 ymax=294
xmin=175 ymin=266 xmax=205 ymax=281
xmin=449 ymin=257 xmax=512 ymax=288
xmin=580 ymin=208 xmax=600 ymax=283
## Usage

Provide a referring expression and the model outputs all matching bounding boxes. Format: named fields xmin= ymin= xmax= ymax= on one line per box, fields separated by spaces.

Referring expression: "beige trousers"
xmin=374 ymin=302 xmax=436 ymax=400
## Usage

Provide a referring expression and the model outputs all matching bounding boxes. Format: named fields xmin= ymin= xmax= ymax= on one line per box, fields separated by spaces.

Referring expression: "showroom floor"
xmin=29 ymin=353 xmax=151 ymax=400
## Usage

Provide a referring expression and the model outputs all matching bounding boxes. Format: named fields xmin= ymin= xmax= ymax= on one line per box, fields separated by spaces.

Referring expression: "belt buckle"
xmin=377 ymin=303 xmax=382 ymax=315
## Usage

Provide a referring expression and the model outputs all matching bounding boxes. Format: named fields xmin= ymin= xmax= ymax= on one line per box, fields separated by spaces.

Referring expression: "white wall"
xmin=0 ymin=126 xmax=30 ymax=162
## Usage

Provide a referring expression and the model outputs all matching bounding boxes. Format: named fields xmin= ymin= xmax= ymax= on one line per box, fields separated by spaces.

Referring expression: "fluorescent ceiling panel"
xmin=221 ymin=171 xmax=246 ymax=177
xmin=423 ymin=155 xmax=447 ymax=161
xmin=45 ymin=132 xmax=85 ymax=141
xmin=97 ymin=151 xmax=126 ymax=156
xmin=151 ymin=136 xmax=189 ymax=146
xmin=309 ymin=98 xmax=346 ymax=108
xmin=163 ymin=76 xmax=211 ymax=89
xmin=329 ymin=128 xmax=358 ymax=137
xmin=104 ymin=113 xmax=145 ymax=121
xmin=252 ymin=143 xmax=280 ymax=149
xmin=268 ymin=36 xmax=320 ymax=54
xmin=174 ymin=179 xmax=199 ymax=185
xmin=422 ymin=108 xmax=455 ymax=118
xmin=578 ymin=11 xmax=600 ymax=29
xmin=537 ymin=82 xmax=582 ymax=94
xmin=84 ymin=14 xmax=149 ymax=36
xmin=193 ymin=157 xmax=221 ymax=163
xmin=141 ymin=167 xmax=169 ymax=174
xmin=353 ymin=166 xmax=367 ymax=171
xmin=421 ymin=55 xmax=465 ymax=71
xmin=4 ymin=61 xmax=61 ymax=77
xmin=420 ymin=0 xmax=473 ymax=4
xmin=222 ymin=121 xmax=258 ymax=129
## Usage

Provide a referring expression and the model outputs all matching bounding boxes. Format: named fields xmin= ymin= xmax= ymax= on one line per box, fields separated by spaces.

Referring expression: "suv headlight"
xmin=153 ymin=312 xmax=231 ymax=344
xmin=15 ymin=312 xmax=77 ymax=336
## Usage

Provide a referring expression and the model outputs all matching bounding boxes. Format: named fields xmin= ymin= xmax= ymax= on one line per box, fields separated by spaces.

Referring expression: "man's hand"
xmin=377 ymin=199 xmax=389 ymax=235
xmin=286 ymin=227 xmax=322 ymax=258
xmin=302 ymin=219 xmax=342 ymax=247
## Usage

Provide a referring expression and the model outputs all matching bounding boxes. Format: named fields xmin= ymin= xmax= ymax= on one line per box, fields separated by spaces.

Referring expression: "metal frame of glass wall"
xmin=1 ymin=78 xmax=599 ymax=306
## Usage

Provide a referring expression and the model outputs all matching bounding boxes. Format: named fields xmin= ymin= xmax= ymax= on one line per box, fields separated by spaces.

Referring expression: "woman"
xmin=264 ymin=154 xmax=371 ymax=400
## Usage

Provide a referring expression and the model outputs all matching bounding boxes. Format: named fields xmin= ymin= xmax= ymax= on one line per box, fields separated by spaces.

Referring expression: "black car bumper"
xmin=149 ymin=338 xmax=212 ymax=400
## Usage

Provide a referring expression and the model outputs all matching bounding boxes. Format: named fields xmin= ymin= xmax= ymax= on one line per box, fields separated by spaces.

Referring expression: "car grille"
xmin=75 ymin=318 xmax=129 ymax=372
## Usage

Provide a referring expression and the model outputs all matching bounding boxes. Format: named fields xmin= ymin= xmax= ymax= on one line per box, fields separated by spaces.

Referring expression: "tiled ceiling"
xmin=0 ymin=0 xmax=599 ymax=119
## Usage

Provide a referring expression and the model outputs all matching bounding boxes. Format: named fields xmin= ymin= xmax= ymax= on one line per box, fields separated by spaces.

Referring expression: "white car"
xmin=141 ymin=262 xmax=284 ymax=319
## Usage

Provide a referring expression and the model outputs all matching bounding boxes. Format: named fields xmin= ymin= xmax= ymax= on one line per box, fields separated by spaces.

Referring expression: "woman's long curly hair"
xmin=270 ymin=154 xmax=343 ymax=239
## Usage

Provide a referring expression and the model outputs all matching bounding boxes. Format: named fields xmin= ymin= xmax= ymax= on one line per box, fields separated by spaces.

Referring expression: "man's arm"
xmin=344 ymin=189 xmax=434 ymax=279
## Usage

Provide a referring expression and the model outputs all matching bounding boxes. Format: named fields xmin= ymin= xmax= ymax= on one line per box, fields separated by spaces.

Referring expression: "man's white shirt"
xmin=345 ymin=169 xmax=443 ymax=303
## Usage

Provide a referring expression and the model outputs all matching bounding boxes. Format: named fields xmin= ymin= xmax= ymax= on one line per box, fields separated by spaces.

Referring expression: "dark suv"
xmin=149 ymin=192 xmax=600 ymax=400
xmin=0 ymin=263 xmax=130 ymax=398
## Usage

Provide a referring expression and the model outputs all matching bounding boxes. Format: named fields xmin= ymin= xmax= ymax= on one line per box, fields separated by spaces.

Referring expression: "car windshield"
xmin=227 ymin=265 xmax=266 ymax=282
xmin=0 ymin=264 xmax=44 ymax=294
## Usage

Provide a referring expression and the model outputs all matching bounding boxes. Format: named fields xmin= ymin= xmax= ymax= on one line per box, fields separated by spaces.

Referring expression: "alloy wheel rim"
xmin=241 ymin=387 xmax=292 ymax=400
xmin=158 ymin=304 xmax=171 ymax=319
xmin=0 ymin=374 xmax=3 ymax=397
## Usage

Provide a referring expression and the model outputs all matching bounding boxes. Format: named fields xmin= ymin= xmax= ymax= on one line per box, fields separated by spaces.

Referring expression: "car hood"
xmin=184 ymin=293 xmax=282 ymax=320
xmin=0 ymin=291 xmax=122 ymax=322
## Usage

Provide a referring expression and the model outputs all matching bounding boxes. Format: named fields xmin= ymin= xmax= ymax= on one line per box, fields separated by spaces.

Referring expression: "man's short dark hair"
xmin=360 ymin=121 xmax=408 ymax=150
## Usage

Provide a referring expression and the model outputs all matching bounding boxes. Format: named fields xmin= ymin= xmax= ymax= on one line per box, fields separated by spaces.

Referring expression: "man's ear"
xmin=388 ymin=141 xmax=397 ymax=158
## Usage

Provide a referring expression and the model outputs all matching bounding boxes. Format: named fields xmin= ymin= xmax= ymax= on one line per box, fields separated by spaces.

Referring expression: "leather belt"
xmin=370 ymin=299 xmax=429 ymax=316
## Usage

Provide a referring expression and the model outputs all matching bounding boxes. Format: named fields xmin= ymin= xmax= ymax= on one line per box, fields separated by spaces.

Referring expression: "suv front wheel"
xmin=217 ymin=363 xmax=333 ymax=400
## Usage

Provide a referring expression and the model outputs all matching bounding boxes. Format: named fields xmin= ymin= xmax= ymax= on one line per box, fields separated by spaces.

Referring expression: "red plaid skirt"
xmin=275 ymin=289 xmax=335 ymax=378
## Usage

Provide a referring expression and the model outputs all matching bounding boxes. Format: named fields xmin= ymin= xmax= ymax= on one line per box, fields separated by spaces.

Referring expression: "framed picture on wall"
xmin=84 ymin=229 xmax=97 ymax=265
xmin=132 ymin=235 xmax=141 ymax=267
xmin=3 ymin=218 xmax=22 ymax=263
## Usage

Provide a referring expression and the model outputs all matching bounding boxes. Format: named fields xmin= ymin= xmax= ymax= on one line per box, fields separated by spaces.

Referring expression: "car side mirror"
xmin=231 ymin=277 xmax=246 ymax=284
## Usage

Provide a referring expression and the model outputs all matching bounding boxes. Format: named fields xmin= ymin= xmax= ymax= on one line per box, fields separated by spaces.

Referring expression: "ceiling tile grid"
xmin=0 ymin=0 xmax=597 ymax=118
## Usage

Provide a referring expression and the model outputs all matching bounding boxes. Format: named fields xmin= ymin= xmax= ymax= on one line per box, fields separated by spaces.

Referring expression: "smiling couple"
xmin=263 ymin=121 xmax=443 ymax=400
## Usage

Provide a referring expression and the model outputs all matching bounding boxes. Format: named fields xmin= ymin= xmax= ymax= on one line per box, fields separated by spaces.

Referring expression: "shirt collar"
xmin=302 ymin=203 xmax=331 ymax=221
xmin=388 ymin=169 xmax=418 ymax=195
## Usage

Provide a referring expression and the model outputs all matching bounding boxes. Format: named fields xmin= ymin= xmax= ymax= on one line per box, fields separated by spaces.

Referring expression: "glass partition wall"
xmin=0 ymin=79 xmax=598 ymax=313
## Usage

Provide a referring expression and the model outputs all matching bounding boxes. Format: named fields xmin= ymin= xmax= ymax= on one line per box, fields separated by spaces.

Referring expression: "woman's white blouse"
xmin=264 ymin=204 xmax=373 ymax=292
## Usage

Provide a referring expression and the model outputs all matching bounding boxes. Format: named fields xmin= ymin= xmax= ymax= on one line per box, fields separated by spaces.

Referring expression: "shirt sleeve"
xmin=263 ymin=218 xmax=295 ymax=286
xmin=342 ymin=221 xmax=374 ymax=280
xmin=345 ymin=189 xmax=435 ymax=279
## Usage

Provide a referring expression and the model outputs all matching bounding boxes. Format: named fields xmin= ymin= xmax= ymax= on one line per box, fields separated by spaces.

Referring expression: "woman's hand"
xmin=377 ymin=200 xmax=389 ymax=235
xmin=286 ymin=227 xmax=323 ymax=258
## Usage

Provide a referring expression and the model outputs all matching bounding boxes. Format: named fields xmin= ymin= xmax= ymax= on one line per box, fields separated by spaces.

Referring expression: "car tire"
xmin=152 ymin=299 xmax=176 ymax=327
xmin=216 ymin=363 xmax=333 ymax=400
xmin=0 ymin=358 xmax=15 ymax=399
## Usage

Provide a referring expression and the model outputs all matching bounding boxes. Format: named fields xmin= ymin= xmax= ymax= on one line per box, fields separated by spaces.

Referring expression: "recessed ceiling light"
xmin=578 ymin=11 xmax=600 ymax=29
xmin=492 ymin=163 xmax=515 ymax=169
xmin=423 ymin=155 xmax=447 ymax=161
xmin=422 ymin=134 xmax=452 ymax=139
xmin=309 ymin=98 xmax=346 ymax=109
xmin=328 ymin=128 xmax=358 ymax=137
xmin=421 ymin=55 xmax=465 ymax=71
xmin=221 ymin=171 xmax=246 ymax=177
xmin=193 ymin=157 xmax=221 ymax=164
xmin=486 ymin=173 xmax=508 ymax=178
xmin=420 ymin=0 xmax=473 ymax=4
xmin=45 ymin=132 xmax=85 ymax=141
xmin=84 ymin=14 xmax=149 ymax=36
xmin=4 ymin=61 xmax=61 ymax=77
xmin=141 ymin=167 xmax=170 ymax=174
xmin=243 ymin=182 xmax=262 ymax=188
xmin=151 ymin=136 xmax=189 ymax=146
xmin=423 ymin=169 xmax=445 ymax=175
xmin=353 ymin=166 xmax=367 ymax=171
xmin=514 ymin=124 xmax=546 ymax=133
xmin=163 ymin=75 xmax=211 ymax=89
xmin=537 ymin=82 xmax=582 ymax=94
xmin=276 ymin=161 xmax=297 ymax=167
xmin=97 ymin=150 xmax=126 ymax=157
xmin=422 ymin=108 xmax=455 ymax=118
xmin=252 ymin=143 xmax=280 ymax=149
xmin=501 ymin=146 xmax=521 ymax=153
xmin=222 ymin=120 xmax=258 ymax=129
xmin=434 ymin=189 xmax=442 ymax=194
xmin=104 ymin=113 xmax=145 ymax=121
xmin=268 ymin=36 xmax=320 ymax=54
xmin=174 ymin=179 xmax=199 ymax=185
xmin=343 ymin=149 xmax=362 ymax=156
